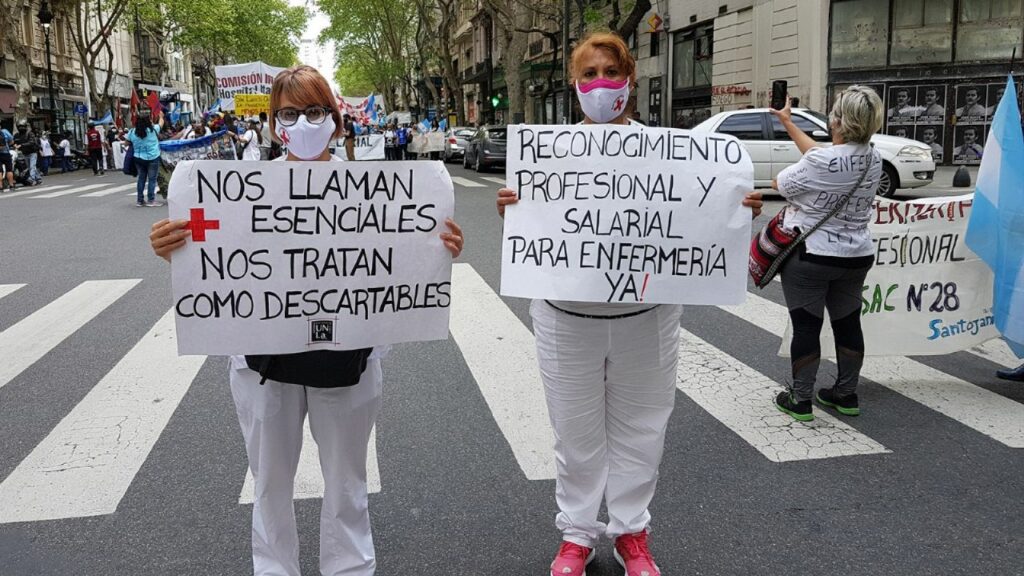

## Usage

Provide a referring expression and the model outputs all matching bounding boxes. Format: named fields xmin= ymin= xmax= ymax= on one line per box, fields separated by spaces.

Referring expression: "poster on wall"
xmin=915 ymin=124 xmax=945 ymax=163
xmin=887 ymin=86 xmax=918 ymax=124
xmin=954 ymin=84 xmax=988 ymax=124
xmin=917 ymin=85 xmax=947 ymax=123
xmin=986 ymin=81 xmax=1022 ymax=116
xmin=952 ymin=124 xmax=985 ymax=165
xmin=888 ymin=125 xmax=912 ymax=139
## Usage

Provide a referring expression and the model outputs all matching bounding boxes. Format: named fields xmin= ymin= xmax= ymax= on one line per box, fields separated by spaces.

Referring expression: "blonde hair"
xmin=269 ymin=65 xmax=343 ymax=140
xmin=829 ymin=86 xmax=883 ymax=144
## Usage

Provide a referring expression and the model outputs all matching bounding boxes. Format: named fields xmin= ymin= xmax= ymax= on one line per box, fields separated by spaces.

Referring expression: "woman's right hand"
xmin=150 ymin=219 xmax=191 ymax=262
xmin=496 ymin=187 xmax=518 ymax=219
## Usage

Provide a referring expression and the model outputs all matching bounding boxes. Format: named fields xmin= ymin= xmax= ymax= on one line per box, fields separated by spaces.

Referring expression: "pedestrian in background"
xmin=259 ymin=111 xmax=273 ymax=160
xmin=39 ymin=131 xmax=53 ymax=176
xmin=0 ymin=126 xmax=15 ymax=191
xmin=15 ymin=122 xmax=41 ymax=184
xmin=230 ymin=118 xmax=263 ymax=161
xmin=87 ymin=124 xmax=105 ymax=175
xmin=126 ymin=113 xmax=163 ymax=207
xmin=383 ymin=123 xmax=397 ymax=160
xmin=496 ymin=32 xmax=762 ymax=576
xmin=148 ymin=65 xmax=464 ymax=576
xmin=343 ymin=113 xmax=356 ymax=160
xmin=396 ymin=123 xmax=408 ymax=160
xmin=58 ymin=132 xmax=73 ymax=173
xmin=769 ymin=86 xmax=883 ymax=421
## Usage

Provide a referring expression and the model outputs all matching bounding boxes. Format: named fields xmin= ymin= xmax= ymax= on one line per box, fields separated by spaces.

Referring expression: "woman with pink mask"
xmin=497 ymin=33 xmax=762 ymax=576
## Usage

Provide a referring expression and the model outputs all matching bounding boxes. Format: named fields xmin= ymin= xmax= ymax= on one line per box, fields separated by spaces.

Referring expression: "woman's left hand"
xmin=441 ymin=218 xmax=464 ymax=258
xmin=743 ymin=191 xmax=763 ymax=219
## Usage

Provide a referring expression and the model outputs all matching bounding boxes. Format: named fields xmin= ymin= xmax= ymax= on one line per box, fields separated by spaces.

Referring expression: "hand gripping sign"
xmin=500 ymin=124 xmax=754 ymax=305
xmin=168 ymin=160 xmax=455 ymax=355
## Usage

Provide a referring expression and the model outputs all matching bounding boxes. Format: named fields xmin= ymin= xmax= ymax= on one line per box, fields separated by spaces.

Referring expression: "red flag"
xmin=129 ymin=91 xmax=139 ymax=125
xmin=147 ymin=91 xmax=160 ymax=118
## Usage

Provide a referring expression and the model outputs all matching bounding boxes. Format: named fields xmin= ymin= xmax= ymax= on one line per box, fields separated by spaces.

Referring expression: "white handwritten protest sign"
xmin=781 ymin=194 xmax=999 ymax=356
xmin=500 ymin=124 xmax=753 ymax=305
xmin=408 ymin=132 xmax=446 ymax=154
xmin=340 ymin=134 xmax=385 ymax=160
xmin=168 ymin=160 xmax=454 ymax=356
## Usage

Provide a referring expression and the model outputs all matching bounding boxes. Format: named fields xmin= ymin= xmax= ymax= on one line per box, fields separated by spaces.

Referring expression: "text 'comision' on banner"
xmin=499 ymin=124 xmax=754 ymax=305
xmin=168 ymin=160 xmax=455 ymax=356
xmin=782 ymin=194 xmax=999 ymax=356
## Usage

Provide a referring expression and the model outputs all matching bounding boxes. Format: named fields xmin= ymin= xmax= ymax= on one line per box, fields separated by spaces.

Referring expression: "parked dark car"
xmin=463 ymin=126 xmax=507 ymax=172
xmin=443 ymin=127 xmax=476 ymax=162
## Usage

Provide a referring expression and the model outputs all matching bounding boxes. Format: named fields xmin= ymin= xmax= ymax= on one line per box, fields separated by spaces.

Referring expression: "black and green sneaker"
xmin=816 ymin=387 xmax=860 ymax=416
xmin=774 ymin=391 xmax=814 ymax=422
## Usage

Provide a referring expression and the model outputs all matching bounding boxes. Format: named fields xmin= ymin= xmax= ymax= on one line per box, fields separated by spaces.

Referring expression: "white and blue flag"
xmin=966 ymin=77 xmax=1024 ymax=358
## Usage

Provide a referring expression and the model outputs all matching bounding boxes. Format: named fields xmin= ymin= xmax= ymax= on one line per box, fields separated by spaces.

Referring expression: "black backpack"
xmin=245 ymin=349 xmax=373 ymax=388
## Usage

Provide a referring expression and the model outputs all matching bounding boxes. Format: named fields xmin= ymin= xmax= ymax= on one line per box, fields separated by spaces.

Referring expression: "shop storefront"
xmin=828 ymin=0 xmax=1024 ymax=166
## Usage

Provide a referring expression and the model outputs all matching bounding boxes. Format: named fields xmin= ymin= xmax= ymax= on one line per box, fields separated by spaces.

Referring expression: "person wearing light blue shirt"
xmin=126 ymin=113 xmax=163 ymax=207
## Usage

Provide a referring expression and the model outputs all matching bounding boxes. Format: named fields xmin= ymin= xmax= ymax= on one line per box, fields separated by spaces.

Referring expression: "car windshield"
xmin=488 ymin=128 xmax=507 ymax=140
xmin=455 ymin=129 xmax=476 ymax=138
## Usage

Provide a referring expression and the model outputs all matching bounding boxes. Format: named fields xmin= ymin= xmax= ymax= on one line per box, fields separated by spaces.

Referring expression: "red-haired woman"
xmin=150 ymin=65 xmax=463 ymax=576
xmin=497 ymin=34 xmax=762 ymax=576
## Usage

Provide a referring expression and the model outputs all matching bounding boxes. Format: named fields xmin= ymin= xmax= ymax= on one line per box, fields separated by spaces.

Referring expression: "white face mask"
xmin=277 ymin=114 xmax=336 ymax=160
xmin=575 ymin=78 xmax=631 ymax=124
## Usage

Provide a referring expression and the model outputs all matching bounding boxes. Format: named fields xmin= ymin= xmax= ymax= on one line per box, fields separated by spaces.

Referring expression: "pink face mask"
xmin=575 ymin=77 xmax=631 ymax=123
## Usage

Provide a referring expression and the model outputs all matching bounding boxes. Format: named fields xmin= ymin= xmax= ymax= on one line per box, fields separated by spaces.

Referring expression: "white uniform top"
xmin=242 ymin=129 xmax=262 ymax=161
xmin=40 ymin=138 xmax=53 ymax=157
xmin=230 ymin=154 xmax=390 ymax=369
xmin=776 ymin=143 xmax=881 ymax=258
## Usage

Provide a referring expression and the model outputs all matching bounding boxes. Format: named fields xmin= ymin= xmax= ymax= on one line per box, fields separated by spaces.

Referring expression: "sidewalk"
xmin=904 ymin=165 xmax=978 ymax=198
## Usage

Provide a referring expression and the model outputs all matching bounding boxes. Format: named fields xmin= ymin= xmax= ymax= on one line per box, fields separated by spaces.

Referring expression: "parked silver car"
xmin=444 ymin=127 xmax=477 ymax=162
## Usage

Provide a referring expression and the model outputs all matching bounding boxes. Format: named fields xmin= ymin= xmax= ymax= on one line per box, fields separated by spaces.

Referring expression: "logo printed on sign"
xmin=310 ymin=320 xmax=335 ymax=343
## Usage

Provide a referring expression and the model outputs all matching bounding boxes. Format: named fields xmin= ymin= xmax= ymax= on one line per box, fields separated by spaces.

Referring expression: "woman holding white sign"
xmin=149 ymin=65 xmax=464 ymax=576
xmin=768 ymin=88 xmax=883 ymax=422
xmin=497 ymin=33 xmax=762 ymax=576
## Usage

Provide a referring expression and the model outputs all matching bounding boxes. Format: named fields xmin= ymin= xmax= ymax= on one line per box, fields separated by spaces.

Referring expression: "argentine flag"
xmin=966 ymin=77 xmax=1024 ymax=358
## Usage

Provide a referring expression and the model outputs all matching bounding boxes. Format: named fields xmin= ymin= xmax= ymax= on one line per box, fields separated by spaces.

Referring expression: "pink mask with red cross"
xmin=575 ymin=78 xmax=631 ymax=123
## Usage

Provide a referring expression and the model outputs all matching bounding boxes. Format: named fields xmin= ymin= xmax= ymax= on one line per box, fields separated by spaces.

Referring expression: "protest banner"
xmin=214 ymin=62 xmax=285 ymax=112
xmin=331 ymin=134 xmax=385 ymax=160
xmin=781 ymin=194 xmax=999 ymax=356
xmin=499 ymin=124 xmax=754 ymax=305
xmin=408 ymin=132 xmax=446 ymax=154
xmin=234 ymin=94 xmax=271 ymax=118
xmin=168 ymin=160 xmax=455 ymax=355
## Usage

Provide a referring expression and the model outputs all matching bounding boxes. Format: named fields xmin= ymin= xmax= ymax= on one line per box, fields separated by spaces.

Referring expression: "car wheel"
xmin=877 ymin=163 xmax=899 ymax=198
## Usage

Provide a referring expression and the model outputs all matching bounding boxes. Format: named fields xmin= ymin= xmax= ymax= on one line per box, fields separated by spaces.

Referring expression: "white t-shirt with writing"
xmin=776 ymin=143 xmax=882 ymax=258
xmin=59 ymin=139 xmax=72 ymax=157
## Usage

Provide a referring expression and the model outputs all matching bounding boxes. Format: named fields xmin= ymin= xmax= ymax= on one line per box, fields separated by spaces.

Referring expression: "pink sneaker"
xmin=550 ymin=541 xmax=595 ymax=576
xmin=614 ymin=531 xmax=661 ymax=576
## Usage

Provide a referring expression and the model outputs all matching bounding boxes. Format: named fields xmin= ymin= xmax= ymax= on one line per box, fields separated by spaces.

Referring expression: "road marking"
xmin=450 ymin=176 xmax=486 ymax=188
xmin=0 ymin=279 xmax=140 ymax=391
xmin=676 ymin=328 xmax=889 ymax=462
xmin=968 ymin=339 xmax=1023 ymax=369
xmin=31 ymin=183 xmax=109 ymax=198
xmin=721 ymin=293 xmax=1024 ymax=448
xmin=0 ymin=185 xmax=71 ymax=199
xmin=79 ymin=183 xmax=136 ymax=197
xmin=239 ymin=424 xmax=380 ymax=503
xmin=0 ymin=284 xmax=25 ymax=301
xmin=0 ymin=309 xmax=207 ymax=523
xmin=449 ymin=263 xmax=554 ymax=480
xmin=480 ymin=176 xmax=506 ymax=185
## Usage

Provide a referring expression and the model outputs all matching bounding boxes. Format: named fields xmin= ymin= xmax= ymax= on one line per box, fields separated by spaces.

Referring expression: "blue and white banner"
xmin=966 ymin=76 xmax=1024 ymax=358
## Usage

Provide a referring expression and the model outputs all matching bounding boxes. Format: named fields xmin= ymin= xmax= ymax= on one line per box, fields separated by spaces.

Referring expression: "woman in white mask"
xmin=148 ymin=65 xmax=464 ymax=576
xmin=497 ymin=34 xmax=762 ymax=576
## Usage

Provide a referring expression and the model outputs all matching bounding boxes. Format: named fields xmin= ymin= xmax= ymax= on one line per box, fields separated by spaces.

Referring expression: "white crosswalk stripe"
xmin=0 ymin=283 xmax=25 ymax=301
xmin=0 ymin=309 xmax=206 ymax=523
xmin=450 ymin=176 xmax=487 ymax=188
xmin=676 ymin=328 xmax=889 ymax=461
xmin=0 ymin=279 xmax=140 ymax=391
xmin=480 ymin=177 xmax=506 ymax=185
xmin=31 ymin=183 xmax=110 ymax=198
xmin=721 ymin=292 xmax=1024 ymax=448
xmin=0 ymin=184 xmax=71 ymax=199
xmin=449 ymin=263 xmax=555 ymax=480
xmin=79 ymin=183 xmax=137 ymax=197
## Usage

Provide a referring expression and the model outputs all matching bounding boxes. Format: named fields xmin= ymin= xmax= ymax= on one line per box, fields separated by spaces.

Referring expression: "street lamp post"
xmin=37 ymin=1 xmax=59 ymax=132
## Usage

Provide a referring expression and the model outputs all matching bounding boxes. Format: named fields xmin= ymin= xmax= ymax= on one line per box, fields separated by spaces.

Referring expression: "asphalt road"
xmin=0 ymin=163 xmax=1020 ymax=576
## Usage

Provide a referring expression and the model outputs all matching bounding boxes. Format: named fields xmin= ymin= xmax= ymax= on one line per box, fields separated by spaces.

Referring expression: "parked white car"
xmin=693 ymin=108 xmax=936 ymax=197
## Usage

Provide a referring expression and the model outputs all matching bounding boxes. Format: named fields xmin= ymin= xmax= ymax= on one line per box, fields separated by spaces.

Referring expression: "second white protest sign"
xmin=169 ymin=160 xmax=454 ymax=356
xmin=500 ymin=124 xmax=754 ymax=305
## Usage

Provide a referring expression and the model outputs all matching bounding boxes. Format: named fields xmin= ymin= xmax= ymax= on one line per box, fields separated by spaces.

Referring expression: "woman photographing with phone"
xmin=149 ymin=65 xmax=464 ymax=576
xmin=497 ymin=33 xmax=762 ymax=576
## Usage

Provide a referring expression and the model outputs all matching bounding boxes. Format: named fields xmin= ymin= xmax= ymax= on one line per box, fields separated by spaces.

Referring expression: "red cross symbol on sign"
xmin=187 ymin=208 xmax=220 ymax=242
xmin=613 ymin=96 xmax=625 ymax=111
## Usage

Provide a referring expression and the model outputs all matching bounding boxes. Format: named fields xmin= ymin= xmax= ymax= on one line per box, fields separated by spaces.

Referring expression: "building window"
xmin=650 ymin=33 xmax=661 ymax=57
xmin=957 ymin=0 xmax=1024 ymax=61
xmin=672 ymin=24 xmax=713 ymax=90
xmin=891 ymin=0 xmax=954 ymax=65
xmin=830 ymin=0 xmax=889 ymax=69
xmin=649 ymin=77 xmax=662 ymax=125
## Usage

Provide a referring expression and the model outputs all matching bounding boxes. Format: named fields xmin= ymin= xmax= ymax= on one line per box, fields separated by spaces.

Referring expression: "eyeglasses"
xmin=275 ymin=106 xmax=331 ymax=126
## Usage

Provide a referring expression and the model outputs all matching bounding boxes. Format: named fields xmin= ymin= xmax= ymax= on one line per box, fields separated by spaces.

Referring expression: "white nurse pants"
xmin=229 ymin=359 xmax=382 ymax=576
xmin=530 ymin=301 xmax=681 ymax=547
